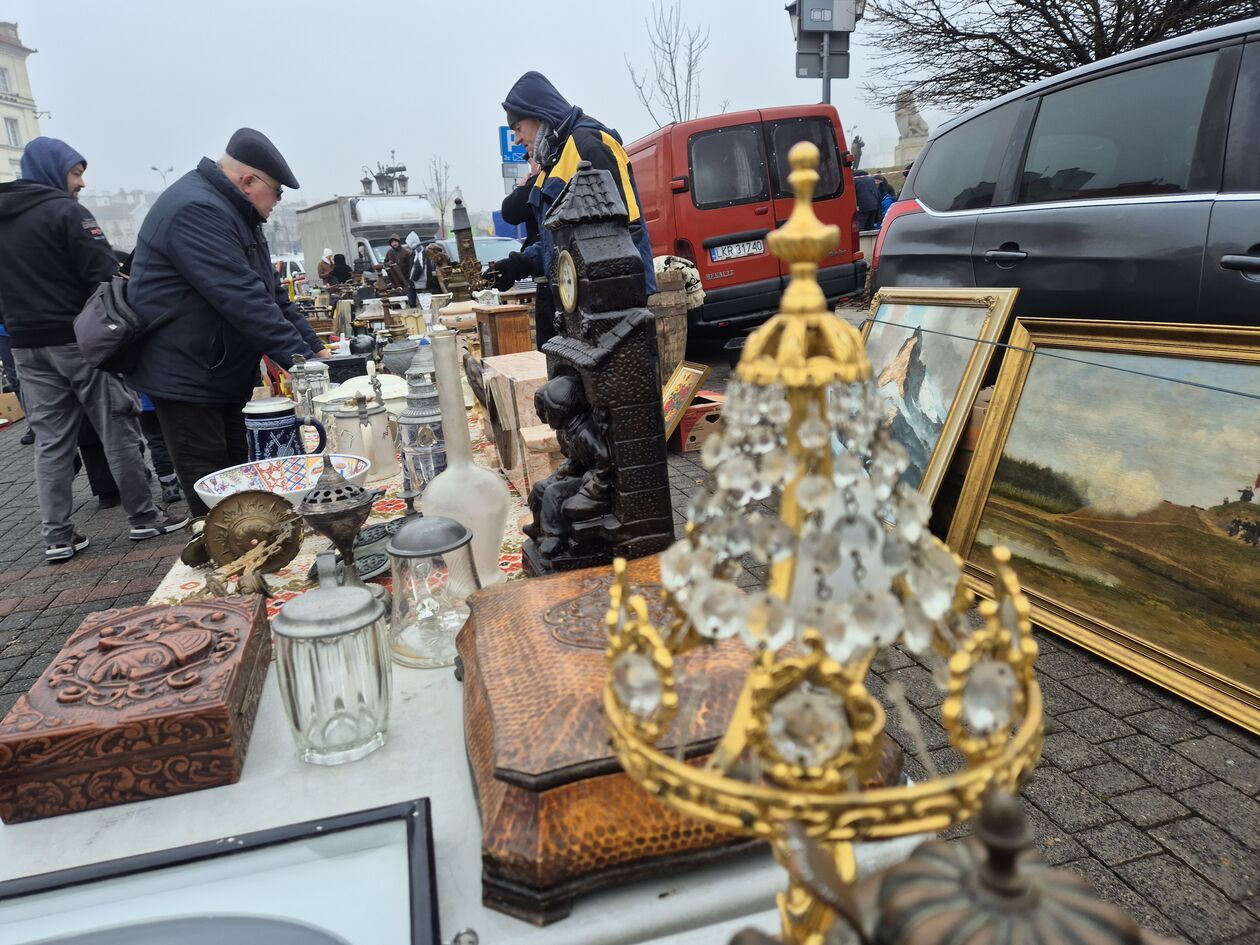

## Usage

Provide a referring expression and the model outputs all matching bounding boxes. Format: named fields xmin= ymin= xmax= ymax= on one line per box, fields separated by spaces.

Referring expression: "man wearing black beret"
xmin=127 ymin=128 xmax=327 ymax=515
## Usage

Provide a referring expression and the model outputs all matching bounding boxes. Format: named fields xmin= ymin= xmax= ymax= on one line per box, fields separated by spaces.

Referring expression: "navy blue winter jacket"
xmin=501 ymin=72 xmax=655 ymax=294
xmin=127 ymin=158 xmax=322 ymax=404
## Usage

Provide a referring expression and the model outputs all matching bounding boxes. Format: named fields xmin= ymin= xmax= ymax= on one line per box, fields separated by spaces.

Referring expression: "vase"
xmin=382 ymin=337 xmax=419 ymax=376
xmin=397 ymin=340 xmax=446 ymax=493
xmin=422 ymin=329 xmax=510 ymax=588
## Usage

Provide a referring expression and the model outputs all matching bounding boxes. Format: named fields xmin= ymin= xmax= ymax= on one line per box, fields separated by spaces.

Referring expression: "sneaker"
xmin=46 ymin=532 xmax=90 ymax=562
xmin=159 ymin=475 xmax=184 ymax=504
xmin=129 ymin=512 xmax=191 ymax=541
xmin=20 ymin=429 xmax=34 ymax=446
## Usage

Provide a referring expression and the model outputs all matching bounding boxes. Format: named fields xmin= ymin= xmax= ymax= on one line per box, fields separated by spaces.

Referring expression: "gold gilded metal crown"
xmin=604 ymin=142 xmax=1044 ymax=944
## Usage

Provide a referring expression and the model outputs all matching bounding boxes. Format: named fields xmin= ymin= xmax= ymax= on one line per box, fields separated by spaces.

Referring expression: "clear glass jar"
xmin=271 ymin=553 xmax=392 ymax=765
xmin=387 ymin=516 xmax=481 ymax=668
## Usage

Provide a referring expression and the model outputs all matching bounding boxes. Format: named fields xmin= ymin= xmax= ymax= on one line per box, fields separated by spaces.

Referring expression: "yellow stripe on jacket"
xmin=535 ymin=133 xmax=642 ymax=223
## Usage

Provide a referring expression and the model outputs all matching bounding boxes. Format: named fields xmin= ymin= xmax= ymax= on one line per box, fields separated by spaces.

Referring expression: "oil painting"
xmin=862 ymin=288 xmax=1016 ymax=501
xmin=950 ymin=320 xmax=1260 ymax=732
xmin=662 ymin=361 xmax=711 ymax=439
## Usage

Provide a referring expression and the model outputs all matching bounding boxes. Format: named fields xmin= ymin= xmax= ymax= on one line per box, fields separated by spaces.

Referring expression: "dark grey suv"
xmin=872 ymin=17 xmax=1260 ymax=325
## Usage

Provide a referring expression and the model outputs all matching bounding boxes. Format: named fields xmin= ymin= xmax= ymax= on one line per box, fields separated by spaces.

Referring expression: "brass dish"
xmin=203 ymin=491 xmax=304 ymax=572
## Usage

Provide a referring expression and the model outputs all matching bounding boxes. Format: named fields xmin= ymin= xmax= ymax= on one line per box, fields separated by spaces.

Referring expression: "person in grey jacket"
xmin=0 ymin=136 xmax=187 ymax=561
xmin=127 ymin=128 xmax=326 ymax=514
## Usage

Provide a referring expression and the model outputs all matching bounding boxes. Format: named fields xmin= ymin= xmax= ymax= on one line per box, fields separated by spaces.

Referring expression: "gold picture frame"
xmin=948 ymin=318 xmax=1260 ymax=733
xmin=662 ymin=360 xmax=711 ymax=439
xmin=862 ymin=287 xmax=1018 ymax=502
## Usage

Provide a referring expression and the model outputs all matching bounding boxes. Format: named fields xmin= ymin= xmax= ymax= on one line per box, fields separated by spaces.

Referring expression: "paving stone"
xmin=1071 ymin=761 xmax=1149 ymax=799
xmin=1174 ymin=737 xmax=1260 ymax=795
xmin=871 ymin=646 xmax=914 ymax=673
xmin=0 ymin=599 xmax=17 ymax=618
xmin=1126 ymin=707 xmax=1206 ymax=745
xmin=1038 ymin=676 xmax=1093 ymax=715
xmin=1104 ymin=734 xmax=1214 ymax=792
xmin=1041 ymin=730 xmax=1109 ymax=771
xmin=1060 ymin=857 xmax=1182 ymax=939
xmin=1108 ymin=787 xmax=1191 ymax=829
xmin=1064 ymin=673 xmax=1159 ymax=716
xmin=1076 ymin=820 xmax=1161 ymax=866
xmin=1023 ymin=766 xmax=1118 ymax=832
xmin=1116 ymin=855 xmax=1254 ymax=944
xmin=1198 ymin=716 xmax=1260 ymax=758
xmin=882 ymin=664 xmax=944 ymax=709
xmin=1033 ymin=649 xmax=1095 ymax=680
xmin=1151 ymin=816 xmax=1259 ymax=902
xmin=1176 ymin=781 xmax=1260 ymax=849
xmin=1020 ymin=797 xmax=1086 ymax=864
xmin=1059 ymin=706 xmax=1137 ymax=743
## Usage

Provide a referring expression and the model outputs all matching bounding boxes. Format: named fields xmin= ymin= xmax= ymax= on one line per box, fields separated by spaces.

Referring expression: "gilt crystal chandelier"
xmin=604 ymin=142 xmax=1043 ymax=945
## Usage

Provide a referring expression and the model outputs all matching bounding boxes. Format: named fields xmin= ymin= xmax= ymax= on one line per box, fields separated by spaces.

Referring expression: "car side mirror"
xmin=840 ymin=150 xmax=855 ymax=168
xmin=670 ymin=176 xmax=690 ymax=194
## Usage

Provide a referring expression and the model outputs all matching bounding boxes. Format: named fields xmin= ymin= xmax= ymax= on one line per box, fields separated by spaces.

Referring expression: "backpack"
xmin=73 ymin=275 xmax=183 ymax=375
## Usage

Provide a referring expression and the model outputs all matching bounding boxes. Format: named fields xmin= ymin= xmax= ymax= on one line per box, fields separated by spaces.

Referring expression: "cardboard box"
xmin=0 ymin=392 xmax=23 ymax=424
xmin=670 ymin=390 xmax=724 ymax=453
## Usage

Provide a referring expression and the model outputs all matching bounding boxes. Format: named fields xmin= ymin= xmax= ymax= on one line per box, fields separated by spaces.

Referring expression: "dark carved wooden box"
xmin=0 ymin=595 xmax=271 ymax=824
xmin=456 ymin=555 xmax=762 ymax=925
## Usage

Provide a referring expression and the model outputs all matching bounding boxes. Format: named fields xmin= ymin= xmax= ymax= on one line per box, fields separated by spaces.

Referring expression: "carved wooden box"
xmin=455 ymin=555 xmax=760 ymax=925
xmin=0 ymin=596 xmax=271 ymax=824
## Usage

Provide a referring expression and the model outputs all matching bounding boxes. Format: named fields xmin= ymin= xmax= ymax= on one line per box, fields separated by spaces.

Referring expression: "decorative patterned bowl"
xmin=194 ymin=454 xmax=372 ymax=510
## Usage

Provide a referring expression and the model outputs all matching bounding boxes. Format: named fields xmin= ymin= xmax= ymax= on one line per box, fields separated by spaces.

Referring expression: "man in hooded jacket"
xmin=126 ymin=128 xmax=326 ymax=515
xmin=0 ymin=137 xmax=186 ymax=561
xmin=489 ymin=72 xmax=656 ymax=318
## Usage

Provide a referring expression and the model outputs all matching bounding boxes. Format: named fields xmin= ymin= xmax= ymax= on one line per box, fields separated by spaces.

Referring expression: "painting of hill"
xmin=965 ymin=344 xmax=1260 ymax=703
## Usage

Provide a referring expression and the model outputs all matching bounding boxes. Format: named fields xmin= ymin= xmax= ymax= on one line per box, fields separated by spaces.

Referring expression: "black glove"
xmin=489 ymin=252 xmax=529 ymax=291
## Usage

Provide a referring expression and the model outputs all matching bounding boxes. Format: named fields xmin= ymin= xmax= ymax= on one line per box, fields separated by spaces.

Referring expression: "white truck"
xmin=297 ymin=194 xmax=440 ymax=284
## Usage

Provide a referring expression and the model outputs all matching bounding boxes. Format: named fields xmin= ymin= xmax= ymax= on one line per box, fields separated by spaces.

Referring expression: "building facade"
xmin=0 ymin=23 xmax=40 ymax=184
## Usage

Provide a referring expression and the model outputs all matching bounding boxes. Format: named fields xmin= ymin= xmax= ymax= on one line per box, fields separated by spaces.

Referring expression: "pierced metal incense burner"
xmin=298 ymin=453 xmax=378 ymax=589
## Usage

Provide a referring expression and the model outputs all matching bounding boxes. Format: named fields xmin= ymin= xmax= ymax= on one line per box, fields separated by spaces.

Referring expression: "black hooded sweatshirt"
xmin=0 ymin=181 xmax=118 ymax=348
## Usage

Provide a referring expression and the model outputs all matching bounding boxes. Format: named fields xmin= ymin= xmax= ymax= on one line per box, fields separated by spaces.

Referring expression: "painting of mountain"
xmin=862 ymin=299 xmax=999 ymax=495
xmin=966 ymin=344 xmax=1260 ymax=702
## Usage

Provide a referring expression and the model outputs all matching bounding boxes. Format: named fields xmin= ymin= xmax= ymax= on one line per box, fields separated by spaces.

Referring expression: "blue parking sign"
xmin=499 ymin=126 xmax=528 ymax=163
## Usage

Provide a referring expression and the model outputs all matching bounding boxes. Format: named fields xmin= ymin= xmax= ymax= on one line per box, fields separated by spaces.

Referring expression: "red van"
xmin=626 ymin=105 xmax=864 ymax=330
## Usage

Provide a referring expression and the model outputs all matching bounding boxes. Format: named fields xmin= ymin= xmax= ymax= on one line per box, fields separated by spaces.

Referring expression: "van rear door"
xmin=678 ymin=111 xmax=782 ymax=324
xmin=762 ymin=108 xmax=858 ymax=299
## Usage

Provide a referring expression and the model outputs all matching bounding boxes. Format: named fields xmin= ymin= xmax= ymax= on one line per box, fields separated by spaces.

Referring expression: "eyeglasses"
xmin=250 ymin=171 xmax=282 ymax=201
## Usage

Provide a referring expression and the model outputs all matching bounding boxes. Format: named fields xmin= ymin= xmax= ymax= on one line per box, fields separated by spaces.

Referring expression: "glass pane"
xmin=913 ymin=103 xmax=1021 ymax=211
xmin=690 ymin=126 xmax=769 ymax=207
xmin=4 ymin=118 xmax=19 ymax=149
xmin=0 ymin=68 xmax=10 ymax=94
xmin=1020 ymin=52 xmax=1217 ymax=203
xmin=769 ymin=119 xmax=843 ymax=199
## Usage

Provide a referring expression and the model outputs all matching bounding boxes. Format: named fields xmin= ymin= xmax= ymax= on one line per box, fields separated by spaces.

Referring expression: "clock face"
xmin=557 ymin=250 xmax=578 ymax=313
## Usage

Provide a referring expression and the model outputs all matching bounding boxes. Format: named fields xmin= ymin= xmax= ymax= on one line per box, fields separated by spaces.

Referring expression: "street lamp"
xmin=361 ymin=170 xmax=374 ymax=196
xmin=151 ymin=165 xmax=173 ymax=188
xmin=360 ymin=153 xmax=408 ymax=195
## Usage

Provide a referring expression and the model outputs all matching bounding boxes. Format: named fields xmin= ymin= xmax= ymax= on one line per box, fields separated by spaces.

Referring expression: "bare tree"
xmin=423 ymin=156 xmax=454 ymax=237
xmin=625 ymin=0 xmax=727 ymax=127
xmin=863 ymin=0 xmax=1260 ymax=111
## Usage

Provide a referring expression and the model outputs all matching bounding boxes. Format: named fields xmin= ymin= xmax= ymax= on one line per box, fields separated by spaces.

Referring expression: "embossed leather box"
xmin=457 ymin=555 xmax=761 ymax=925
xmin=0 ymin=596 xmax=271 ymax=824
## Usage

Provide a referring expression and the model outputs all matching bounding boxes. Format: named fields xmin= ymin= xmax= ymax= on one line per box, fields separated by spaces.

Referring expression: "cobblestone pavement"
xmin=0 ymin=329 xmax=1257 ymax=943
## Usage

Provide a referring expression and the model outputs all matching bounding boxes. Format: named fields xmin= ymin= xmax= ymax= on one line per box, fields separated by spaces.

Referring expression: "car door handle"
xmin=1220 ymin=254 xmax=1260 ymax=273
xmin=984 ymin=250 xmax=1028 ymax=262
xmin=753 ymin=206 xmax=769 ymax=216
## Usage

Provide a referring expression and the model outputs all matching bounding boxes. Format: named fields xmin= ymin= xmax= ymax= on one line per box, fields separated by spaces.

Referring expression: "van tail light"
xmin=850 ymin=211 xmax=861 ymax=257
xmin=872 ymin=199 xmax=925 ymax=272
xmin=674 ymin=238 xmax=696 ymax=264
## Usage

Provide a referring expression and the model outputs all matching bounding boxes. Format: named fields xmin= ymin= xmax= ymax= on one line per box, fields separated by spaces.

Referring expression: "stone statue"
xmin=850 ymin=134 xmax=864 ymax=171
xmin=894 ymin=88 xmax=930 ymax=167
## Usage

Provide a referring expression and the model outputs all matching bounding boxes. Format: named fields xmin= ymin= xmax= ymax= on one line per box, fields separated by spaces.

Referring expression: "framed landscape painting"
xmin=862 ymin=287 xmax=1017 ymax=501
xmin=948 ymin=319 xmax=1260 ymax=732
xmin=662 ymin=360 xmax=711 ymax=439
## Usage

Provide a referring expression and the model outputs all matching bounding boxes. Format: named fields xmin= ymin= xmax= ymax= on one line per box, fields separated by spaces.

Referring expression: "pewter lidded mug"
xmin=271 ymin=551 xmax=392 ymax=766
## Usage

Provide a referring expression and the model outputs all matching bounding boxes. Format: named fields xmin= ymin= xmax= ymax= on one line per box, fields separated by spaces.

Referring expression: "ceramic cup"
xmin=243 ymin=397 xmax=327 ymax=462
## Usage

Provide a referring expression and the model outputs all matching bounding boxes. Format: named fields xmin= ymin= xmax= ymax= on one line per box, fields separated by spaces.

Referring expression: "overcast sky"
xmin=11 ymin=0 xmax=947 ymax=212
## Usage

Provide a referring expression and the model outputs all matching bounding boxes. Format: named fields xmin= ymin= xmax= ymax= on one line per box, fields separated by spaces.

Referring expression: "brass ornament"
xmin=604 ymin=142 xmax=1044 ymax=945
xmin=203 ymin=491 xmax=304 ymax=572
